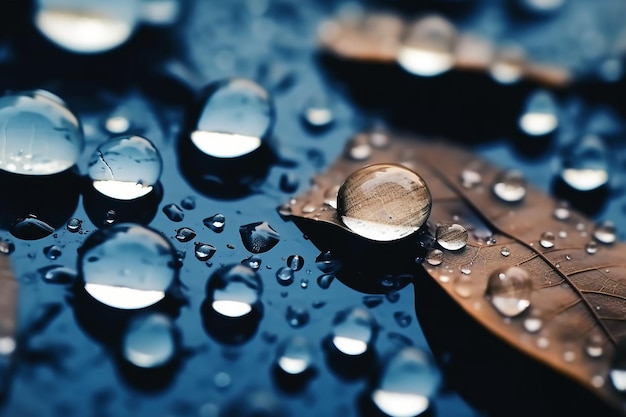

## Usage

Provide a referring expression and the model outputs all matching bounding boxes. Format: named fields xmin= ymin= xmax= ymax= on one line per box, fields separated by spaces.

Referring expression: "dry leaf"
xmin=284 ymin=131 xmax=626 ymax=415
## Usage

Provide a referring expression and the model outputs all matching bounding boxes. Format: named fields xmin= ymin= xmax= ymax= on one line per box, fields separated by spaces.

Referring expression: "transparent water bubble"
xmin=194 ymin=242 xmax=216 ymax=261
xmin=331 ymin=307 xmax=376 ymax=356
xmin=317 ymin=274 xmax=334 ymax=290
xmin=276 ymin=335 xmax=313 ymax=375
xmin=66 ymin=217 xmax=82 ymax=233
xmin=300 ymin=97 xmax=334 ymax=131
xmin=553 ymin=202 xmax=570 ymax=220
xmin=585 ymin=241 xmax=598 ymax=255
xmin=393 ymin=312 xmax=412 ymax=328
xmin=492 ymin=170 xmax=526 ymax=203
xmin=425 ymin=249 xmax=443 ymax=266
xmin=490 ymin=46 xmax=525 ymax=84
xmin=585 ymin=334 xmax=604 ymax=359
xmin=189 ymin=78 xmax=274 ymax=158
xmin=315 ymin=251 xmax=341 ymax=273
xmin=34 ymin=0 xmax=139 ymax=53
xmin=204 ymin=213 xmax=225 ymax=233
xmin=518 ymin=90 xmax=559 ymax=136
xmin=206 ymin=264 xmax=262 ymax=318
xmin=175 ymin=227 xmax=196 ymax=243
xmin=397 ymin=15 xmax=456 ymax=77
xmin=560 ymin=134 xmax=609 ymax=191
xmin=485 ymin=266 xmax=532 ymax=317
xmin=241 ymin=256 xmax=261 ymax=270
xmin=539 ymin=231 xmax=555 ymax=248
xmin=286 ymin=254 xmax=304 ymax=271
xmin=371 ymin=347 xmax=441 ymax=417
xmin=337 ymin=164 xmax=431 ymax=242
xmin=88 ymin=135 xmax=162 ymax=200
xmin=435 ymin=223 xmax=468 ymax=251
xmin=122 ymin=313 xmax=178 ymax=368
xmin=276 ymin=266 xmax=294 ymax=286
xmin=593 ymin=220 xmax=616 ymax=244
xmin=286 ymin=305 xmax=310 ymax=328
xmin=0 ymin=90 xmax=83 ymax=175
xmin=180 ymin=196 xmax=196 ymax=210
xmin=239 ymin=221 xmax=280 ymax=253
xmin=78 ymin=223 xmax=176 ymax=309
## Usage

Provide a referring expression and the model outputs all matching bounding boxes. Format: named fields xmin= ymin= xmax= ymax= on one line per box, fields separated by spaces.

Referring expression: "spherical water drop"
xmin=276 ymin=267 xmax=294 ymax=286
xmin=337 ymin=164 xmax=432 ymax=242
xmin=539 ymin=231 xmax=555 ymax=248
xmin=287 ymin=255 xmax=304 ymax=271
xmin=189 ymin=78 xmax=274 ymax=158
xmin=393 ymin=312 xmax=412 ymax=328
xmin=500 ymin=247 xmax=511 ymax=257
xmin=425 ymin=249 xmax=443 ymax=266
xmin=241 ymin=256 xmax=261 ymax=271
xmin=585 ymin=241 xmax=598 ymax=255
xmin=204 ymin=213 xmax=225 ymax=233
xmin=206 ymin=264 xmax=262 ymax=318
xmin=300 ymin=97 xmax=334 ymax=131
xmin=315 ymin=250 xmax=341 ymax=273
xmin=553 ymin=202 xmax=570 ymax=221
xmin=88 ymin=135 xmax=162 ymax=200
xmin=585 ymin=334 xmax=604 ymax=358
xmin=490 ymin=46 xmax=525 ymax=84
xmin=194 ymin=243 xmax=216 ymax=261
xmin=239 ymin=221 xmax=280 ymax=253
xmin=523 ymin=312 xmax=543 ymax=333
xmin=593 ymin=220 xmax=617 ymax=244
xmin=66 ymin=217 xmax=82 ymax=233
xmin=317 ymin=274 xmax=334 ymax=290
xmin=610 ymin=340 xmax=626 ymax=392
xmin=43 ymin=245 xmax=62 ymax=260
xmin=436 ymin=223 xmax=468 ymax=251
xmin=492 ymin=170 xmax=526 ymax=203
xmin=78 ymin=223 xmax=176 ymax=309
xmin=486 ymin=266 xmax=532 ymax=317
xmin=331 ymin=307 xmax=376 ymax=356
xmin=300 ymin=278 xmax=309 ymax=289
xmin=560 ymin=134 xmax=609 ymax=191
xmin=518 ymin=90 xmax=558 ymax=137
xmin=371 ymin=347 xmax=441 ymax=417
xmin=0 ymin=90 xmax=83 ymax=175
xmin=276 ymin=335 xmax=313 ymax=375
xmin=162 ymin=204 xmax=184 ymax=222
xmin=286 ymin=306 xmax=309 ymax=328
xmin=175 ymin=227 xmax=196 ymax=243
xmin=180 ymin=196 xmax=196 ymax=210
xmin=460 ymin=166 xmax=482 ymax=189
xmin=122 ymin=313 xmax=178 ymax=368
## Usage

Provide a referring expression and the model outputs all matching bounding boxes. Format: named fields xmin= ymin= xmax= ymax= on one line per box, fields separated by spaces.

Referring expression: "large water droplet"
xmin=10 ymin=215 xmax=55 ymax=240
xmin=435 ymin=223 xmax=467 ymax=251
xmin=34 ymin=0 xmax=138 ymax=53
xmin=560 ymin=134 xmax=609 ymax=191
xmin=371 ymin=347 xmax=441 ymax=417
xmin=189 ymin=78 xmax=274 ymax=158
xmin=276 ymin=267 xmax=294 ymax=286
xmin=486 ymin=266 xmax=532 ymax=317
xmin=315 ymin=251 xmax=341 ymax=273
xmin=66 ymin=217 xmax=82 ymax=233
xmin=337 ymin=164 xmax=431 ymax=242
xmin=300 ymin=97 xmax=334 ymax=132
xmin=239 ymin=221 xmax=280 ymax=253
xmin=518 ymin=90 xmax=559 ymax=136
xmin=317 ymin=274 xmax=334 ymax=289
xmin=276 ymin=335 xmax=313 ymax=375
xmin=78 ymin=223 xmax=176 ymax=309
xmin=122 ymin=313 xmax=178 ymax=368
xmin=194 ymin=242 xmax=216 ymax=261
xmin=0 ymin=90 xmax=83 ymax=175
xmin=331 ymin=307 xmax=376 ymax=356
xmin=492 ymin=170 xmax=526 ymax=203
xmin=204 ymin=213 xmax=225 ymax=233
xmin=206 ymin=264 xmax=262 ymax=318
xmin=593 ymin=220 xmax=617 ymax=244
xmin=397 ymin=15 xmax=456 ymax=77
xmin=425 ymin=249 xmax=443 ymax=266
xmin=88 ymin=135 xmax=162 ymax=200
xmin=286 ymin=254 xmax=305 ymax=271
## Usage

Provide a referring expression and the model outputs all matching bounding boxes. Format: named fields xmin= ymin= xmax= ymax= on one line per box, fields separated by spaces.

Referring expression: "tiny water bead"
xmin=286 ymin=255 xmax=304 ymax=271
xmin=500 ymin=247 xmax=511 ymax=257
xmin=331 ymin=307 xmax=377 ymax=356
xmin=553 ymin=202 xmax=570 ymax=220
xmin=239 ymin=221 xmax=280 ymax=253
xmin=206 ymin=264 xmax=262 ymax=318
xmin=560 ymin=134 xmax=609 ymax=191
xmin=189 ymin=78 xmax=274 ymax=158
xmin=163 ymin=204 xmax=184 ymax=222
xmin=485 ymin=266 xmax=532 ymax=317
xmin=122 ymin=313 xmax=178 ymax=368
xmin=492 ymin=170 xmax=527 ymax=203
xmin=300 ymin=96 xmax=334 ymax=131
xmin=393 ymin=311 xmax=412 ymax=328
xmin=337 ymin=164 xmax=432 ymax=242
xmin=425 ymin=249 xmax=443 ymax=266
xmin=286 ymin=306 xmax=310 ymax=328
xmin=593 ymin=220 xmax=616 ymax=244
xmin=435 ymin=223 xmax=468 ymax=251
xmin=175 ymin=227 xmax=196 ymax=243
xmin=87 ymin=135 xmax=162 ymax=200
xmin=0 ymin=90 xmax=83 ymax=175
xmin=539 ymin=231 xmax=555 ymax=248
xmin=77 ymin=224 xmax=176 ymax=309
xmin=585 ymin=334 xmax=604 ymax=358
xmin=43 ymin=245 xmax=62 ymax=260
xmin=518 ymin=90 xmax=559 ymax=137
xmin=66 ymin=217 xmax=82 ymax=233
xmin=460 ymin=166 xmax=482 ymax=189
xmin=317 ymin=274 xmax=334 ymax=289
xmin=453 ymin=275 xmax=473 ymax=298
xmin=35 ymin=0 xmax=139 ymax=53
xmin=276 ymin=335 xmax=314 ymax=375
xmin=194 ymin=243 xmax=216 ymax=261
xmin=241 ymin=256 xmax=261 ymax=270
xmin=204 ymin=213 xmax=226 ymax=233
xmin=180 ymin=196 xmax=196 ymax=210
xmin=276 ymin=267 xmax=294 ymax=286
xmin=371 ymin=347 xmax=441 ymax=417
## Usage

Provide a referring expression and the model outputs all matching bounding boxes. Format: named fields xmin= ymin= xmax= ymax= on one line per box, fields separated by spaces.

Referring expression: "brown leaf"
xmin=284 ymin=131 xmax=626 ymax=414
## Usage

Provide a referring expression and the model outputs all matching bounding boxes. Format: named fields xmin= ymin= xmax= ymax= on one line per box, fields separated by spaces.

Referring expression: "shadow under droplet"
xmin=200 ymin=299 xmax=263 ymax=346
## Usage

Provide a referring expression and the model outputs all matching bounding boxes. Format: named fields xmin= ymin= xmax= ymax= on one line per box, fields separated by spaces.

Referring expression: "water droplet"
xmin=560 ymin=134 xmax=609 ymax=191
xmin=486 ymin=266 xmax=532 ymax=317
xmin=122 ymin=313 xmax=178 ymax=368
xmin=460 ymin=265 xmax=472 ymax=275
xmin=610 ymin=340 xmax=626 ymax=392
xmin=34 ymin=0 xmax=138 ymax=53
xmin=490 ymin=46 xmax=525 ymax=84
xmin=563 ymin=350 xmax=576 ymax=363
xmin=88 ymin=135 xmax=162 ymax=200
xmin=287 ymin=255 xmax=304 ymax=271
xmin=425 ymin=249 xmax=443 ymax=266
xmin=239 ymin=221 xmax=280 ymax=254
xmin=553 ymin=202 xmax=570 ymax=220
xmin=104 ymin=115 xmax=130 ymax=135
xmin=460 ymin=166 xmax=482 ymax=189
xmin=241 ymin=256 xmax=261 ymax=270
xmin=523 ymin=312 xmax=543 ymax=333
xmin=371 ymin=347 xmax=441 ymax=417
xmin=537 ymin=337 xmax=549 ymax=349
xmin=78 ymin=224 xmax=176 ymax=309
xmin=500 ymin=247 xmax=511 ymax=257
xmin=585 ymin=241 xmax=598 ymax=255
xmin=315 ymin=251 xmax=341 ymax=273
xmin=276 ymin=267 xmax=294 ymax=286
xmin=43 ymin=245 xmax=62 ymax=260
xmin=0 ymin=90 xmax=83 ymax=175
xmin=317 ymin=274 xmax=334 ymax=289
xmin=539 ymin=231 xmax=555 ymax=248
xmin=204 ymin=213 xmax=226 ymax=233
xmin=436 ymin=223 xmax=468 ymax=251
xmin=397 ymin=15 xmax=455 ymax=77
xmin=345 ymin=133 xmax=372 ymax=161
xmin=207 ymin=264 xmax=263 ymax=318
xmin=189 ymin=78 xmax=273 ymax=158
xmin=492 ymin=170 xmax=526 ymax=203
xmin=337 ymin=164 xmax=431 ymax=242
xmin=323 ymin=185 xmax=339 ymax=209
xmin=386 ymin=290 xmax=400 ymax=303
xmin=38 ymin=265 xmax=77 ymax=284
xmin=105 ymin=209 xmax=116 ymax=225
xmin=0 ymin=239 xmax=15 ymax=255
xmin=174 ymin=227 xmax=196 ymax=243
xmin=286 ymin=305 xmax=309 ymax=328
xmin=591 ymin=375 xmax=605 ymax=388
xmin=180 ymin=196 xmax=196 ymax=210
xmin=393 ymin=311 xmax=412 ymax=328
xmin=163 ymin=204 xmax=184 ymax=222
xmin=194 ymin=243 xmax=216 ymax=262
xmin=585 ymin=334 xmax=604 ymax=358
xmin=214 ymin=372 xmax=231 ymax=389
xmin=66 ymin=218 xmax=82 ymax=233
xmin=518 ymin=90 xmax=558 ymax=136
xmin=300 ymin=97 xmax=334 ymax=131
xmin=278 ymin=172 xmax=299 ymax=193
xmin=363 ymin=295 xmax=384 ymax=309
xmin=300 ymin=278 xmax=309 ymax=289
xmin=331 ymin=307 xmax=376 ymax=356
xmin=593 ymin=220 xmax=616 ymax=244
xmin=276 ymin=335 xmax=313 ymax=375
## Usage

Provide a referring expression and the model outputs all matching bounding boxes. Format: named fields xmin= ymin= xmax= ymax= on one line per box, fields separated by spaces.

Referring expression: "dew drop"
xmin=43 ymin=245 xmax=62 ymax=260
xmin=593 ymin=220 xmax=617 ymax=244
xmin=492 ymin=170 xmax=526 ymax=203
xmin=88 ymin=135 xmax=162 ymax=200
xmin=104 ymin=115 xmax=130 ymax=135
xmin=287 ymin=255 xmax=304 ymax=271
xmin=315 ymin=251 xmax=341 ymax=273
xmin=38 ymin=265 xmax=77 ymax=284
xmin=300 ymin=97 xmax=334 ymax=131
xmin=194 ymin=243 xmax=216 ymax=262
xmin=204 ymin=213 xmax=226 ymax=233
xmin=180 ymin=196 xmax=196 ymax=210
xmin=371 ymin=347 xmax=441 ymax=417
xmin=500 ymin=247 xmax=511 ymax=257
xmin=175 ymin=227 xmax=196 ymax=243
xmin=163 ymin=204 xmax=184 ymax=222
xmin=189 ymin=78 xmax=273 ymax=158
xmin=460 ymin=265 xmax=472 ymax=275
xmin=0 ymin=239 xmax=15 ymax=256
xmin=337 ymin=164 xmax=431 ymax=242
xmin=436 ymin=223 xmax=468 ymax=251
xmin=585 ymin=334 xmax=604 ymax=358
xmin=331 ymin=307 xmax=376 ymax=356
xmin=490 ymin=46 xmax=525 ymax=84
xmin=300 ymin=278 xmax=309 ymax=289
xmin=523 ymin=315 xmax=543 ymax=333
xmin=585 ymin=241 xmax=598 ymax=255
xmin=0 ymin=90 xmax=83 ymax=175
xmin=485 ymin=266 xmax=532 ymax=317
xmin=393 ymin=311 xmax=412 ymax=328
xmin=537 ymin=337 xmax=549 ymax=349
xmin=278 ymin=172 xmax=299 ymax=193
xmin=78 ymin=223 xmax=176 ymax=309
xmin=425 ymin=249 xmax=443 ymax=266
xmin=286 ymin=306 xmax=309 ymax=328
xmin=105 ymin=209 xmax=116 ymax=225
xmin=560 ymin=134 xmax=609 ymax=191
xmin=65 ymin=217 xmax=82 ymax=233
xmin=276 ymin=267 xmax=294 ymax=286
xmin=345 ymin=133 xmax=372 ymax=161
xmin=276 ymin=335 xmax=313 ymax=375
xmin=239 ymin=221 xmax=280 ymax=253
xmin=241 ymin=256 xmax=261 ymax=271
xmin=460 ymin=166 xmax=482 ymax=189
xmin=539 ymin=231 xmax=555 ymax=248
xmin=317 ymin=274 xmax=334 ymax=290
xmin=122 ymin=313 xmax=178 ymax=368
xmin=207 ymin=264 xmax=262 ymax=318
xmin=553 ymin=202 xmax=570 ymax=220
xmin=518 ymin=90 xmax=558 ymax=137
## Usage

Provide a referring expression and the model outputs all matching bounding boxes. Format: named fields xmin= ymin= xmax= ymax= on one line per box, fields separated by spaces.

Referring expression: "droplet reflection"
xmin=331 ymin=307 xmax=376 ymax=356
xmin=206 ymin=264 xmax=262 ymax=318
